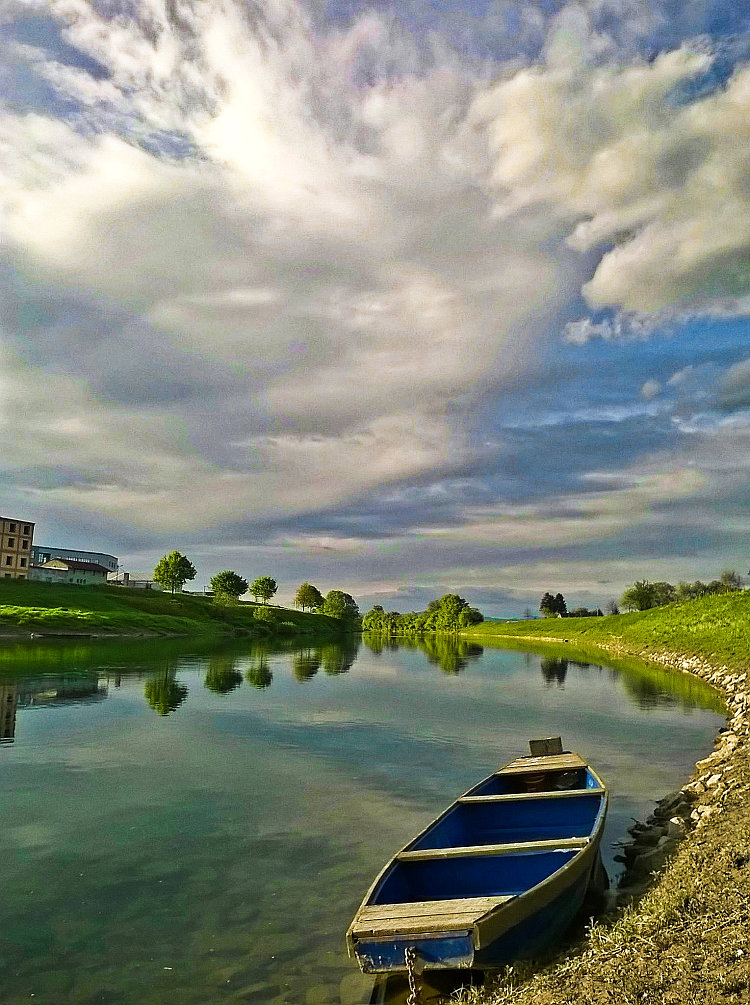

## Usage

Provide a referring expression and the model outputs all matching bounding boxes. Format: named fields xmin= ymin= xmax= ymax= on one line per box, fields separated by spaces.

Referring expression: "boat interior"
xmin=409 ymin=791 xmax=602 ymax=851
xmin=367 ymin=759 xmax=606 ymax=909
xmin=469 ymin=766 xmax=597 ymax=796
xmin=372 ymin=849 xmax=580 ymax=904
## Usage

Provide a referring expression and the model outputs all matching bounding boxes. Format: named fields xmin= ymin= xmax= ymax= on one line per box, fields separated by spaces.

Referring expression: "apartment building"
xmin=0 ymin=516 xmax=34 ymax=580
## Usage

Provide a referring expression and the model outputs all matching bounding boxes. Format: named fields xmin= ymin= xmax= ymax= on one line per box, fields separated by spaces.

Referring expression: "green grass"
xmin=0 ymin=579 xmax=345 ymax=639
xmin=465 ymin=592 xmax=750 ymax=672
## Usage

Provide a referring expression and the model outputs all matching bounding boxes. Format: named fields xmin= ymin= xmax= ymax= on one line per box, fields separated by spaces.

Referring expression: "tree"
xmin=651 ymin=581 xmax=676 ymax=606
xmin=720 ymin=569 xmax=743 ymax=591
xmin=294 ymin=582 xmax=324 ymax=611
xmin=621 ymin=580 xmax=657 ymax=611
xmin=153 ymin=551 xmax=197 ymax=595
xmin=210 ymin=570 xmax=248 ymax=602
xmin=322 ymin=590 xmax=360 ymax=622
xmin=540 ymin=592 xmax=567 ymax=617
xmin=605 ymin=599 xmax=620 ymax=615
xmin=250 ymin=576 xmax=277 ymax=604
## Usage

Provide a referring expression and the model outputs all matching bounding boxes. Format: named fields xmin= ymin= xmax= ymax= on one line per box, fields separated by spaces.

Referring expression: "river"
xmin=0 ymin=633 xmax=725 ymax=1004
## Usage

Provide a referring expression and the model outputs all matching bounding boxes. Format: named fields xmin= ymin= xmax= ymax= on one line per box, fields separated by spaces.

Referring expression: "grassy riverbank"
xmin=0 ymin=580 xmax=344 ymax=639
xmin=464 ymin=591 xmax=750 ymax=671
xmin=451 ymin=594 xmax=750 ymax=1005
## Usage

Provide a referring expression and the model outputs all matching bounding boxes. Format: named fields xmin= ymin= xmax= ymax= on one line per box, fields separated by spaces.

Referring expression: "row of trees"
xmin=620 ymin=570 xmax=743 ymax=611
xmin=362 ymin=594 xmax=484 ymax=635
xmin=538 ymin=569 xmax=745 ymax=618
xmin=151 ymin=554 xmax=360 ymax=622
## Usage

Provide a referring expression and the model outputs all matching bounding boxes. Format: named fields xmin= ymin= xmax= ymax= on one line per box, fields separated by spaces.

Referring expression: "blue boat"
xmin=346 ymin=738 xmax=608 ymax=974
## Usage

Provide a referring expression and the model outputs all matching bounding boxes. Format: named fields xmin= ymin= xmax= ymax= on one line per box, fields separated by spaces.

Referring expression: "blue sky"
xmin=1 ymin=0 xmax=750 ymax=615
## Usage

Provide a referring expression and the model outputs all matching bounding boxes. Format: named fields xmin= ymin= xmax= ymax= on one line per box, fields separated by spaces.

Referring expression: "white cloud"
xmin=472 ymin=47 xmax=750 ymax=313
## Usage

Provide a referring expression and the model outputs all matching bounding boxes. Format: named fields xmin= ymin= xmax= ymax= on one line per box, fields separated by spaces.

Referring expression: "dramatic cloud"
xmin=1 ymin=0 xmax=750 ymax=611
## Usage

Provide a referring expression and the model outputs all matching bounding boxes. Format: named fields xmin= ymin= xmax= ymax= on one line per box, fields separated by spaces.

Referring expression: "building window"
xmin=19 ymin=558 xmax=26 ymax=568
xmin=8 ymin=523 xmax=15 ymax=532
xmin=23 ymin=525 xmax=30 ymax=533
xmin=7 ymin=538 xmax=14 ymax=548
xmin=4 ymin=573 xmax=11 ymax=579
xmin=22 ymin=540 xmax=28 ymax=549
xmin=17 ymin=574 xmax=25 ymax=580
xmin=5 ymin=556 xmax=12 ymax=566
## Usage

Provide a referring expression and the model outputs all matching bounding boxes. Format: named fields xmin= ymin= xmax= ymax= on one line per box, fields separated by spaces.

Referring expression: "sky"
xmin=1 ymin=0 xmax=750 ymax=616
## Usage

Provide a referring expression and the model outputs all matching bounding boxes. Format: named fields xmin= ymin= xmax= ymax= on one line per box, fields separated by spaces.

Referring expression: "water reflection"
xmin=0 ymin=681 xmax=18 ymax=742
xmin=540 ymin=656 xmax=568 ymax=687
xmin=0 ymin=632 xmax=727 ymax=1005
xmin=293 ymin=648 xmax=322 ymax=681
xmin=363 ymin=633 xmax=483 ymax=674
xmin=144 ymin=668 xmax=188 ymax=715
xmin=245 ymin=653 xmax=272 ymax=689
xmin=204 ymin=655 xmax=243 ymax=694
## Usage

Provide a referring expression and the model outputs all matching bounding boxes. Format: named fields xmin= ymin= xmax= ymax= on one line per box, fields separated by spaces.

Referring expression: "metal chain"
xmin=404 ymin=946 xmax=423 ymax=1005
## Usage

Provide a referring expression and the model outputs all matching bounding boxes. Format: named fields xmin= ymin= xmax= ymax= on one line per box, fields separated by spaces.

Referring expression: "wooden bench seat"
xmin=459 ymin=788 xmax=605 ymax=804
xmin=350 ymin=896 xmax=514 ymax=938
xmin=396 ymin=836 xmax=589 ymax=861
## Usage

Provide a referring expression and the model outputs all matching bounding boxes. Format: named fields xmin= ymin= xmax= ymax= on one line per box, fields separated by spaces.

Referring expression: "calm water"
xmin=0 ymin=634 xmax=725 ymax=1005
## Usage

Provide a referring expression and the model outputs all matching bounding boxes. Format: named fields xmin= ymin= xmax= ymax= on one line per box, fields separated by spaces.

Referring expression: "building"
xmin=30 ymin=559 xmax=110 ymax=586
xmin=31 ymin=545 xmax=118 ymax=574
xmin=0 ymin=516 xmax=34 ymax=580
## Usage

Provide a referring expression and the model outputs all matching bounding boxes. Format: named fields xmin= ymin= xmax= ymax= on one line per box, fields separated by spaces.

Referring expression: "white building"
xmin=31 ymin=545 xmax=118 ymax=574
xmin=30 ymin=559 xmax=110 ymax=586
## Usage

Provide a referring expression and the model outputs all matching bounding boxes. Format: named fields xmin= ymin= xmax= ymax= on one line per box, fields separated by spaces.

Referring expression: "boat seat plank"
xmin=351 ymin=897 xmax=515 ymax=938
xmin=397 ymin=837 xmax=589 ymax=861
xmin=496 ymin=753 xmax=587 ymax=775
xmin=358 ymin=897 xmax=503 ymax=922
xmin=459 ymin=788 xmax=605 ymax=804
xmin=352 ymin=914 xmax=480 ymax=938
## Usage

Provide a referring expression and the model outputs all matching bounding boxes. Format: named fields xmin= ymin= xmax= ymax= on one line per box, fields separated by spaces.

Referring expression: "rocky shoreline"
xmin=457 ymin=637 xmax=750 ymax=1005
xmin=610 ymin=651 xmax=748 ymax=902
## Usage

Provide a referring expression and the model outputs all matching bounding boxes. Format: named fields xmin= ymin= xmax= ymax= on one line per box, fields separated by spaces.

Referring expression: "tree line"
xmin=537 ymin=569 xmax=744 ymax=618
xmin=362 ymin=594 xmax=484 ymax=635
xmin=151 ymin=551 xmax=360 ymax=622
xmin=620 ymin=570 xmax=743 ymax=612
xmin=539 ymin=593 xmax=603 ymax=618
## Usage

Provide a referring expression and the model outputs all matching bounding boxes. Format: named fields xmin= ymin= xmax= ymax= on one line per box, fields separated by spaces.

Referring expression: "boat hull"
xmin=347 ymin=747 xmax=608 ymax=973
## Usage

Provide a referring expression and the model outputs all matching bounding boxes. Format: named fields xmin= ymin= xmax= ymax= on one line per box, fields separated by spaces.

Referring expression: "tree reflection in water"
xmin=144 ymin=667 xmax=188 ymax=715
xmin=320 ymin=637 xmax=360 ymax=675
xmin=204 ymin=656 xmax=243 ymax=694
xmin=363 ymin=634 xmax=483 ymax=674
xmin=540 ymin=657 xmax=568 ymax=688
xmin=292 ymin=650 xmax=322 ymax=681
xmin=245 ymin=654 xmax=272 ymax=689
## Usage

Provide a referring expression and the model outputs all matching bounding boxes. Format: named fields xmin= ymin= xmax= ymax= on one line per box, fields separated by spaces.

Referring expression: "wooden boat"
xmin=346 ymin=738 xmax=608 ymax=973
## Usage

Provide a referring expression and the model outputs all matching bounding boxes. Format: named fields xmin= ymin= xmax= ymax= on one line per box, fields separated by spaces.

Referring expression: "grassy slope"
xmin=464 ymin=592 xmax=750 ymax=670
xmin=0 ymin=579 xmax=343 ymax=638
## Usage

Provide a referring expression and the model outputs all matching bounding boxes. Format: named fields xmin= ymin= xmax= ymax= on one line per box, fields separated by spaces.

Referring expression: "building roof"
xmin=40 ymin=559 xmax=110 ymax=574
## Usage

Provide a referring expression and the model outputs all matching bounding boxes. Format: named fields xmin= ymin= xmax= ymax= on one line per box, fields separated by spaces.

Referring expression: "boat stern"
xmin=349 ymin=931 xmax=475 ymax=974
